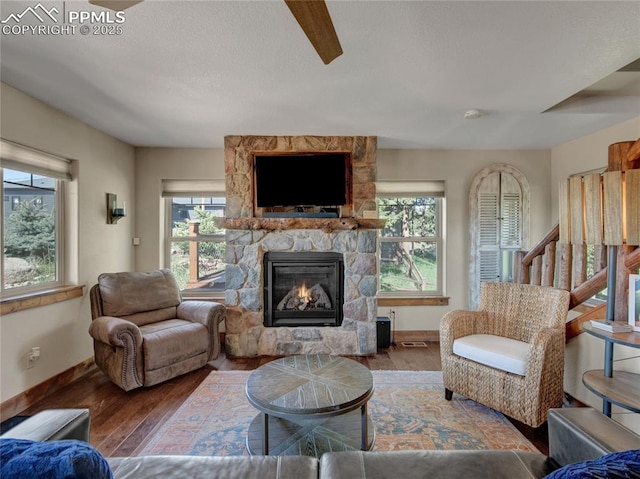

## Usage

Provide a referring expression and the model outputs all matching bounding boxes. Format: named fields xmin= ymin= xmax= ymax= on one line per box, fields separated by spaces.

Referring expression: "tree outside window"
xmin=2 ymin=168 xmax=59 ymax=291
xmin=377 ymin=196 xmax=442 ymax=295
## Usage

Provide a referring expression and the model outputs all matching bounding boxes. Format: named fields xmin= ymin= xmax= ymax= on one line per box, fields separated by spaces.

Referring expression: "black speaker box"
xmin=376 ymin=316 xmax=391 ymax=349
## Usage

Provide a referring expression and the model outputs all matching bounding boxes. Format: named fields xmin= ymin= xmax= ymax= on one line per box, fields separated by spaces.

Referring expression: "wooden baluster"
xmin=572 ymin=244 xmax=587 ymax=289
xmin=542 ymin=242 xmax=556 ymax=287
xmin=521 ymin=262 xmax=530 ymax=285
xmin=513 ymin=251 xmax=526 ymax=284
xmin=557 ymin=243 xmax=572 ymax=291
xmin=531 ymin=256 xmax=543 ymax=285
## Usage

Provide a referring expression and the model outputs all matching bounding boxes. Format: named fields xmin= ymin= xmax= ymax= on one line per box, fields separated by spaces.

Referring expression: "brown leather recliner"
xmin=89 ymin=269 xmax=225 ymax=391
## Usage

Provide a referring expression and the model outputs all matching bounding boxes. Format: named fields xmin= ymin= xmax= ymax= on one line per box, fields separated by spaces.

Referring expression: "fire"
xmin=297 ymin=282 xmax=312 ymax=304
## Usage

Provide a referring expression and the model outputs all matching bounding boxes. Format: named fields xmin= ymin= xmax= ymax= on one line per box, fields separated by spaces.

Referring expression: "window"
xmin=1 ymin=140 xmax=71 ymax=296
xmin=376 ymin=181 xmax=444 ymax=297
xmin=162 ymin=180 xmax=226 ymax=297
xmin=477 ymin=172 xmax=522 ymax=284
xmin=469 ymin=165 xmax=529 ymax=308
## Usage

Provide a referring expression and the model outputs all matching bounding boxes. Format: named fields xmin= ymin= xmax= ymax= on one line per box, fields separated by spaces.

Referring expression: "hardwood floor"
xmin=13 ymin=340 xmax=549 ymax=456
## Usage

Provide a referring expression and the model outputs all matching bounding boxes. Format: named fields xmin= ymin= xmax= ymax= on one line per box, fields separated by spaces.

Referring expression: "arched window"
xmin=469 ymin=164 xmax=529 ymax=308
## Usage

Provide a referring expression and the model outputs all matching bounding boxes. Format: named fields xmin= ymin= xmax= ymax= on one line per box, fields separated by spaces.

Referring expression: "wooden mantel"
xmin=223 ymin=217 xmax=386 ymax=232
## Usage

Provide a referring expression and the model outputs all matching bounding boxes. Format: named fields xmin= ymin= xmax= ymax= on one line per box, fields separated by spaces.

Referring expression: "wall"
xmin=550 ymin=116 xmax=640 ymax=431
xmin=550 ymin=116 xmax=640 ymax=223
xmin=135 ymin=146 xmax=552 ymax=332
xmin=0 ymin=83 xmax=135 ymax=403
xmin=134 ymin=148 xmax=225 ymax=272
xmin=375 ymin=149 xmax=551 ymax=330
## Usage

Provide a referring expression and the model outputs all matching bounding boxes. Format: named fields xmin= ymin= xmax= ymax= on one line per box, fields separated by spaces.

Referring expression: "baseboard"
xmin=393 ymin=330 xmax=440 ymax=342
xmin=0 ymin=357 xmax=96 ymax=421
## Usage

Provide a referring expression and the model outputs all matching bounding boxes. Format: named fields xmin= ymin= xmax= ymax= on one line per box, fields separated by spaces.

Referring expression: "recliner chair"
xmin=89 ymin=269 xmax=225 ymax=391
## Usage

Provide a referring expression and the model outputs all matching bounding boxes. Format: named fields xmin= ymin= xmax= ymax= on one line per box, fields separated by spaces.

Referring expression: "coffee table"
xmin=245 ymin=354 xmax=375 ymax=457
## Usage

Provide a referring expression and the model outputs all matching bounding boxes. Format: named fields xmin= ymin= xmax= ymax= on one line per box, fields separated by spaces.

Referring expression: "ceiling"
xmin=1 ymin=0 xmax=639 ymax=150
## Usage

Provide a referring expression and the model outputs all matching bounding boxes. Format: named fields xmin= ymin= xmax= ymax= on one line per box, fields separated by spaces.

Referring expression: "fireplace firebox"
xmin=263 ymin=252 xmax=344 ymax=327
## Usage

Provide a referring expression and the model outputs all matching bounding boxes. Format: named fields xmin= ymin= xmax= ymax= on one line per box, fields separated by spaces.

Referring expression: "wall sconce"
xmin=106 ymin=193 xmax=126 ymax=224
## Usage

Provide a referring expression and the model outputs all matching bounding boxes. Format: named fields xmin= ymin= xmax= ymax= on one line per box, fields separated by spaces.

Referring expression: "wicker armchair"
xmin=440 ymin=282 xmax=570 ymax=428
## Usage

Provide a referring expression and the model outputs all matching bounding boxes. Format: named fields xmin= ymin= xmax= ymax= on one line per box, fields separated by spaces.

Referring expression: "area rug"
xmin=138 ymin=370 xmax=536 ymax=456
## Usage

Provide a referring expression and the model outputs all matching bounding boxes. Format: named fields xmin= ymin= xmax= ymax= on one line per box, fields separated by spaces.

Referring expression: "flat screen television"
xmin=254 ymin=153 xmax=348 ymax=208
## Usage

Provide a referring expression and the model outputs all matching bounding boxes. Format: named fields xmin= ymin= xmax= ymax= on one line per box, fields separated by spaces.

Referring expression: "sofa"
xmin=1 ymin=407 xmax=639 ymax=478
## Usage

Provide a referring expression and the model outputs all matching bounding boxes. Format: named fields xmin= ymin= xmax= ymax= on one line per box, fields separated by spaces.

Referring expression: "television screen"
xmin=255 ymin=153 xmax=347 ymax=208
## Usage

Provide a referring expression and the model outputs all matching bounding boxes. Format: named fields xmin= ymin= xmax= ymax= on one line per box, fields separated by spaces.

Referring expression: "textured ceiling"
xmin=1 ymin=0 xmax=639 ymax=149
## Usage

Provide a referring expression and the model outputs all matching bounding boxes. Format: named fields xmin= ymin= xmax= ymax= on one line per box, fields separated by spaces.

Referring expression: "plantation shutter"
xmin=478 ymin=173 xmax=501 ymax=282
xmin=500 ymin=173 xmax=522 ymax=249
xmin=477 ymin=172 xmax=523 ymax=283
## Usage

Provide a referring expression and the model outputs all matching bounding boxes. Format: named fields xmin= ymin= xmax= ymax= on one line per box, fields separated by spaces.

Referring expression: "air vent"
xmin=401 ymin=341 xmax=429 ymax=348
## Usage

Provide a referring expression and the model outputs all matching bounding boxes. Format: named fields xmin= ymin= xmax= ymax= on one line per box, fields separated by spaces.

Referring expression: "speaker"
xmin=376 ymin=316 xmax=391 ymax=349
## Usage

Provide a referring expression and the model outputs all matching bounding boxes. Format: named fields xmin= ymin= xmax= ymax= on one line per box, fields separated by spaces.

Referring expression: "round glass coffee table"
xmin=245 ymin=354 xmax=375 ymax=457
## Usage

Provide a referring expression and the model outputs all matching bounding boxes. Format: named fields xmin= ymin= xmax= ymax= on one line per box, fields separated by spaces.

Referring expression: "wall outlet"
xmin=27 ymin=347 xmax=40 ymax=369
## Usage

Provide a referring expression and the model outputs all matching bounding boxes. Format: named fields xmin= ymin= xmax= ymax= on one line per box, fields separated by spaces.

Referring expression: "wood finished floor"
xmin=16 ymin=339 xmax=549 ymax=457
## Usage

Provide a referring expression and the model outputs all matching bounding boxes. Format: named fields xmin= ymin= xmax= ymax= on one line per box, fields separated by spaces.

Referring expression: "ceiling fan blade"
xmin=284 ymin=0 xmax=343 ymax=65
xmin=89 ymin=0 xmax=143 ymax=11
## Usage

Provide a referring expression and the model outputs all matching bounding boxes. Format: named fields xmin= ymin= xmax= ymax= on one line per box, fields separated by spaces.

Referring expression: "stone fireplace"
xmin=223 ymin=135 xmax=384 ymax=357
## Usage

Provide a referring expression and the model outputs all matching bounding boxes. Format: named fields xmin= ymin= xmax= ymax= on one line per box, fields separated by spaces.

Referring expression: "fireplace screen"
xmin=263 ymin=252 xmax=344 ymax=327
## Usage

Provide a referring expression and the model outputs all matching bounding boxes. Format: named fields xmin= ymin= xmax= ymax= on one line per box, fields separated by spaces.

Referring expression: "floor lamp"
xmin=560 ymin=168 xmax=640 ymax=415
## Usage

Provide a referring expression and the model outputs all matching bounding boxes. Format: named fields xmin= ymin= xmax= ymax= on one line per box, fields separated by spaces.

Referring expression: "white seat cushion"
xmin=452 ymin=334 xmax=529 ymax=376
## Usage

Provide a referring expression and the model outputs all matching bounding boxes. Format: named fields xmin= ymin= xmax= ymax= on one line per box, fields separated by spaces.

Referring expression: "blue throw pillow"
xmin=0 ymin=438 xmax=112 ymax=479
xmin=545 ymin=449 xmax=640 ymax=479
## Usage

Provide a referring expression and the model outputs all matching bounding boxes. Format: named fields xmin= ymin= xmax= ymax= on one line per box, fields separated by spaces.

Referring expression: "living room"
xmin=1 ymin=1 xmax=640 ymax=474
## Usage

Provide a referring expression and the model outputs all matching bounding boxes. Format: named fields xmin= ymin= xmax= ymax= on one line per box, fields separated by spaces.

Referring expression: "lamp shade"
xmin=625 ymin=169 xmax=640 ymax=246
xmin=603 ymin=171 xmax=624 ymax=245
xmin=603 ymin=170 xmax=640 ymax=246
xmin=560 ymin=169 xmax=639 ymax=247
xmin=583 ymin=173 xmax=603 ymax=245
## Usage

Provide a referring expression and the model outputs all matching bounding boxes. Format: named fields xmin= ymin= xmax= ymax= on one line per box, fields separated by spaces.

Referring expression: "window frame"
xmin=376 ymin=183 xmax=445 ymax=298
xmin=162 ymin=183 xmax=226 ymax=299
xmin=1 ymin=166 xmax=66 ymax=297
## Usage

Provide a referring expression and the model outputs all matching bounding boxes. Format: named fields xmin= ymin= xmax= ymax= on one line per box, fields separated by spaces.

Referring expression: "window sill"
xmin=378 ymin=297 xmax=449 ymax=306
xmin=1 ymin=285 xmax=85 ymax=315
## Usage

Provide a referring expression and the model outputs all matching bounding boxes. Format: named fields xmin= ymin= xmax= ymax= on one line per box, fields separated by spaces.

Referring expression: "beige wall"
xmin=0 ymin=83 xmax=136 ymax=403
xmin=550 ymin=116 xmax=640 ymax=431
xmin=134 ymin=148 xmax=225 ymax=272
xmin=375 ymin=149 xmax=551 ymax=330
xmin=550 ymin=116 xmax=640 ymax=223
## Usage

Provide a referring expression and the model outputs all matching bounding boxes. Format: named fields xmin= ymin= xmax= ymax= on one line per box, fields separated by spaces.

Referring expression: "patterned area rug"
xmin=138 ymin=370 xmax=536 ymax=456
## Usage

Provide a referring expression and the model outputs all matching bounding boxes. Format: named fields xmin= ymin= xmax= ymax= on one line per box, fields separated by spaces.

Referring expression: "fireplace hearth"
xmin=264 ymin=252 xmax=344 ymax=327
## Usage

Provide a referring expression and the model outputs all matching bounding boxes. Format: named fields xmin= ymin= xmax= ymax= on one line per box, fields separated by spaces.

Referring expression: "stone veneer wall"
xmin=224 ymin=135 xmax=379 ymax=357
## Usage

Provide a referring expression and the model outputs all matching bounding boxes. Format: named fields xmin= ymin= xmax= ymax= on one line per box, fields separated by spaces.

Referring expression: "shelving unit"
xmin=582 ymin=321 xmax=640 ymax=416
